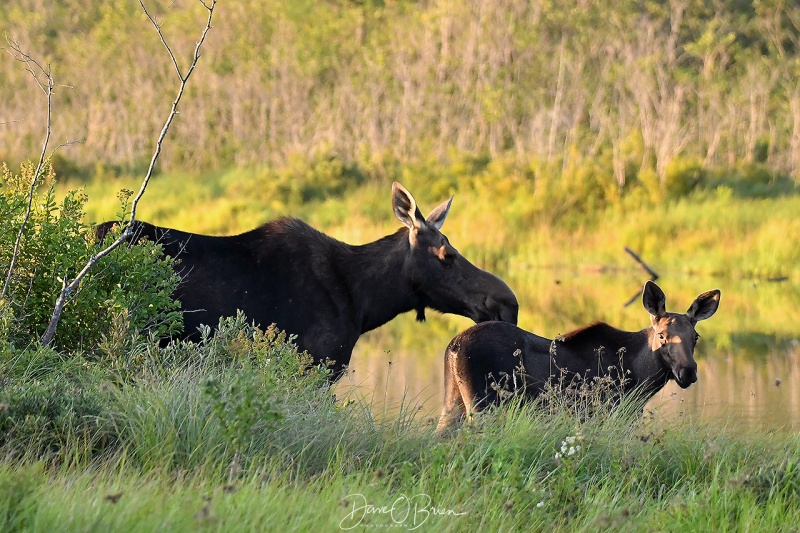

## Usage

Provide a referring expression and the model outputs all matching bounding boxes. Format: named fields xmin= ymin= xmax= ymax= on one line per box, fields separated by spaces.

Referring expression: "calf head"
xmin=392 ymin=182 xmax=518 ymax=325
xmin=642 ymin=280 xmax=721 ymax=388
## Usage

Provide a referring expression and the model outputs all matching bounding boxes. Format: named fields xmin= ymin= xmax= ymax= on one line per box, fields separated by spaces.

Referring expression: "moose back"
xmin=97 ymin=182 xmax=519 ymax=377
xmin=437 ymin=281 xmax=720 ymax=432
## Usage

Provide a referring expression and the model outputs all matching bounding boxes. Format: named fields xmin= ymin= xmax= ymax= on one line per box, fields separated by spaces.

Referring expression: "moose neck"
xmin=624 ymin=328 xmax=672 ymax=399
xmin=551 ymin=323 xmax=672 ymax=400
xmin=337 ymin=228 xmax=420 ymax=335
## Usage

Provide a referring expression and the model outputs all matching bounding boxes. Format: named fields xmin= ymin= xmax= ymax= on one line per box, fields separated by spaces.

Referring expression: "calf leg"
xmin=436 ymin=353 xmax=466 ymax=434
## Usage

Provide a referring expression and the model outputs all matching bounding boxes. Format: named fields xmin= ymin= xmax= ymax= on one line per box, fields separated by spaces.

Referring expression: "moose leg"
xmin=436 ymin=355 xmax=467 ymax=434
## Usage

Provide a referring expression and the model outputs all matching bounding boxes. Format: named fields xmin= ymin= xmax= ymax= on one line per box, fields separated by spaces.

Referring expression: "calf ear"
xmin=687 ymin=289 xmax=721 ymax=322
xmin=392 ymin=182 xmax=425 ymax=230
xmin=642 ymin=281 xmax=667 ymax=318
xmin=425 ymin=196 xmax=453 ymax=230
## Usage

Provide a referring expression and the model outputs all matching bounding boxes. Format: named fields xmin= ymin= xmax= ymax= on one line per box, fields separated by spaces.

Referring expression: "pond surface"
xmin=336 ymin=270 xmax=800 ymax=432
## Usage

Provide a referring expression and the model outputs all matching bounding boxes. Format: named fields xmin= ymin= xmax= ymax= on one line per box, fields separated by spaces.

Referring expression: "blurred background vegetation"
xmin=2 ymin=0 xmax=800 ymax=185
xmin=3 ymin=0 xmax=798 ymax=280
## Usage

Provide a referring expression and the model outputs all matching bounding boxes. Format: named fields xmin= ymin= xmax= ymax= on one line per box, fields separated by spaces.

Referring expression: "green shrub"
xmin=664 ymin=157 xmax=706 ymax=197
xmin=105 ymin=315 xmax=333 ymax=470
xmin=0 ymin=312 xmax=333 ymax=466
xmin=0 ymin=349 xmax=115 ymax=460
xmin=199 ymin=316 xmax=334 ymax=451
xmin=0 ymin=160 xmax=182 ymax=350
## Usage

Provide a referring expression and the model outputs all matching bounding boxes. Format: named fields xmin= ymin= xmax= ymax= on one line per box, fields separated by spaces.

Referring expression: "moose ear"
xmin=642 ymin=281 xmax=667 ymax=318
xmin=392 ymin=182 xmax=425 ymax=230
xmin=425 ymin=196 xmax=453 ymax=230
xmin=687 ymin=289 xmax=721 ymax=322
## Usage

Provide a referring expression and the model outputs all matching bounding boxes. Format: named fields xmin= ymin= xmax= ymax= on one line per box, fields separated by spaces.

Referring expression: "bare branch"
xmin=128 ymin=0 xmax=216 ymax=226
xmin=1 ymin=39 xmax=55 ymax=301
xmin=6 ymin=38 xmax=52 ymax=96
xmin=623 ymin=247 xmax=659 ymax=308
xmin=41 ymin=0 xmax=218 ymax=346
xmin=138 ymin=0 xmax=183 ymax=80
xmin=49 ymin=139 xmax=85 ymax=158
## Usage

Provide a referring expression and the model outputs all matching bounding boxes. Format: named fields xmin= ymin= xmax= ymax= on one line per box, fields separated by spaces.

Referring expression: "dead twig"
xmin=40 ymin=0 xmax=218 ymax=346
xmin=1 ymin=38 xmax=55 ymax=301
xmin=624 ymin=246 xmax=659 ymax=280
xmin=50 ymin=139 xmax=85 ymax=158
xmin=623 ymin=247 xmax=659 ymax=307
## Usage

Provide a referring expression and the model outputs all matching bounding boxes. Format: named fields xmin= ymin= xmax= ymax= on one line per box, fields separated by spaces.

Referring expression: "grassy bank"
xmin=1 ymin=322 xmax=799 ymax=532
xmin=3 ymin=417 xmax=799 ymax=531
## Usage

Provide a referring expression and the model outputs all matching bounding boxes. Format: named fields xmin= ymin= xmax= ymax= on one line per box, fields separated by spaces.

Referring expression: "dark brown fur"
xmin=97 ymin=182 xmax=518 ymax=379
xmin=437 ymin=281 xmax=720 ymax=432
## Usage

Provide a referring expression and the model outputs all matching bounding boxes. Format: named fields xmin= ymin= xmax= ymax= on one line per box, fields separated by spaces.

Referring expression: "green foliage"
xmin=105 ymin=316 xmax=334 ymax=471
xmin=0 ymin=376 xmax=112 ymax=460
xmin=0 ymin=161 xmax=182 ymax=350
xmin=0 ymin=343 xmax=114 ymax=461
xmin=0 ymin=315 xmax=332 ymax=468
xmin=200 ymin=315 xmax=331 ymax=451
xmin=268 ymin=153 xmax=369 ymax=204
xmin=0 ymin=463 xmax=45 ymax=532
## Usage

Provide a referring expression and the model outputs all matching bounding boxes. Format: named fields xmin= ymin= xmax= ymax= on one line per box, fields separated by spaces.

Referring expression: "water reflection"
xmin=651 ymin=341 xmax=800 ymax=431
xmin=336 ymin=272 xmax=800 ymax=432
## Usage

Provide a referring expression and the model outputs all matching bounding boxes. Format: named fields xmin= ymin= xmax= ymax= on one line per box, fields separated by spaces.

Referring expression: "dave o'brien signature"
xmin=339 ymin=492 xmax=467 ymax=530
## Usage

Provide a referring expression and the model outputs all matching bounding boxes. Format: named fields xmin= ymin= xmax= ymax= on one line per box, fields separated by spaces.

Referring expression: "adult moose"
xmin=436 ymin=281 xmax=720 ymax=432
xmin=97 ymin=182 xmax=518 ymax=378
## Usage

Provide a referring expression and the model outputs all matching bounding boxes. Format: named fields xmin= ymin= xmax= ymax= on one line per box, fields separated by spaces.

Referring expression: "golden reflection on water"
xmin=335 ymin=272 xmax=800 ymax=432
xmin=650 ymin=343 xmax=800 ymax=431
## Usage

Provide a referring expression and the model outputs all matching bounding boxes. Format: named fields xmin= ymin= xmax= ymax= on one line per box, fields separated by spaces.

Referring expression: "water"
xmin=336 ymin=270 xmax=800 ymax=432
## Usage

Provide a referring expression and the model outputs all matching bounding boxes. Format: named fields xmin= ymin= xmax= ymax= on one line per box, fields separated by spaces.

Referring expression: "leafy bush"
xmin=0 ymin=160 xmax=182 ymax=350
xmin=201 ymin=316 xmax=332 ymax=454
xmin=0 ymin=313 xmax=332 ymax=465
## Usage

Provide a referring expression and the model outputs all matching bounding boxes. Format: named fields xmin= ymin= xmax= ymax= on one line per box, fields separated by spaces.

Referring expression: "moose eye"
xmin=658 ymin=333 xmax=665 ymax=341
xmin=695 ymin=333 xmax=700 ymax=343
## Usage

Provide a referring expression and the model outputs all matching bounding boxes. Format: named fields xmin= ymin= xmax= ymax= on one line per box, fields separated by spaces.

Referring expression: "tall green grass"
xmin=2 ymin=315 xmax=800 ymax=531
xmin=1 ymin=403 xmax=798 ymax=531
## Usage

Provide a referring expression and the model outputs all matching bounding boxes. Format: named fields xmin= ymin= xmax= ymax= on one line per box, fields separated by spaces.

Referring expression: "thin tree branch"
xmin=1 ymin=38 xmax=54 ymax=301
xmin=623 ymin=247 xmax=659 ymax=307
xmin=624 ymin=246 xmax=659 ymax=280
xmin=41 ymin=0 xmax=217 ymax=346
xmin=139 ymin=0 xmax=184 ymax=80
xmin=128 ymin=0 xmax=216 ymax=229
xmin=6 ymin=42 xmax=50 ymax=95
xmin=49 ymin=139 xmax=85 ymax=158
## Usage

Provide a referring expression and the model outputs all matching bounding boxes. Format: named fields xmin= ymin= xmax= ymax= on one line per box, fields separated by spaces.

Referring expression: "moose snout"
xmin=498 ymin=298 xmax=519 ymax=324
xmin=675 ymin=364 xmax=698 ymax=389
xmin=482 ymin=293 xmax=519 ymax=325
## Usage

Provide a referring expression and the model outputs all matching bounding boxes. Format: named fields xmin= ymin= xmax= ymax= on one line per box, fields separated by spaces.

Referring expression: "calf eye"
xmin=658 ymin=333 xmax=665 ymax=341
